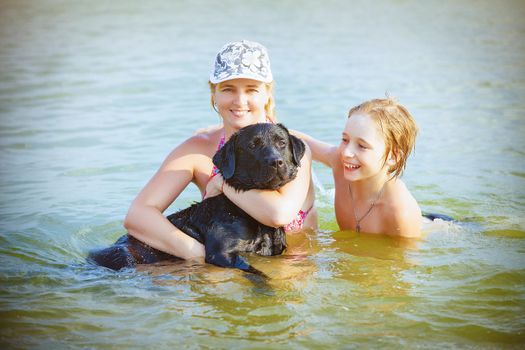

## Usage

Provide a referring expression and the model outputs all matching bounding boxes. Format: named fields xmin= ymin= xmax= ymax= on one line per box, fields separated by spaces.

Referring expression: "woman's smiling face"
xmin=213 ymin=78 xmax=270 ymax=131
xmin=338 ymin=112 xmax=389 ymax=182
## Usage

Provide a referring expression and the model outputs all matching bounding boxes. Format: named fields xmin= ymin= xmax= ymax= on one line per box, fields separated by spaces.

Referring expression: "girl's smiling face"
xmin=213 ymin=78 xmax=270 ymax=132
xmin=338 ymin=112 xmax=390 ymax=182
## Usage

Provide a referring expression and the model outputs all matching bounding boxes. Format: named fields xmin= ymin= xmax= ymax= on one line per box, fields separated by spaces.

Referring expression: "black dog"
xmin=88 ymin=123 xmax=306 ymax=276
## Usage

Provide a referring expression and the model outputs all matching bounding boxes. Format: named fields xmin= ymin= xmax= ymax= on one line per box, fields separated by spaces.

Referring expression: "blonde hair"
xmin=208 ymin=81 xmax=277 ymax=123
xmin=348 ymin=97 xmax=418 ymax=178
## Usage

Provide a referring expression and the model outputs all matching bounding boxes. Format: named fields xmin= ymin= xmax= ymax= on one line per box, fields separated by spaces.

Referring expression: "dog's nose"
xmin=268 ymin=157 xmax=284 ymax=168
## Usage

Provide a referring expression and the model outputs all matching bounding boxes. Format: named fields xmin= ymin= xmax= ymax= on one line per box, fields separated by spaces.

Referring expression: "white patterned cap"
xmin=210 ymin=40 xmax=273 ymax=84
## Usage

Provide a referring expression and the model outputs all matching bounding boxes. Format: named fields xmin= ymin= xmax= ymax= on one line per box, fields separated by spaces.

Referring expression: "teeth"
xmin=345 ymin=164 xmax=360 ymax=169
xmin=231 ymin=110 xmax=249 ymax=117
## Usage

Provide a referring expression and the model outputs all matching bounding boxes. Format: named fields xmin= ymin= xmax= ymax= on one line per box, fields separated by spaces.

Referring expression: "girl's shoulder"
xmin=382 ymin=179 xmax=422 ymax=237
xmin=384 ymin=179 xmax=420 ymax=213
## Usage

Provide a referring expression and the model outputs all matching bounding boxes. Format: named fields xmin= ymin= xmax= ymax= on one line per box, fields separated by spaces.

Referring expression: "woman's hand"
xmin=221 ymin=146 xmax=312 ymax=227
xmin=124 ymin=133 xmax=214 ymax=261
xmin=204 ymin=173 xmax=224 ymax=199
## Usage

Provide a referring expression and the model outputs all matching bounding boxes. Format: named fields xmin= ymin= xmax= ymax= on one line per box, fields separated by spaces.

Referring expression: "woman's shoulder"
xmin=176 ymin=126 xmax=223 ymax=152
xmin=162 ymin=127 xmax=223 ymax=167
xmin=193 ymin=124 xmax=223 ymax=137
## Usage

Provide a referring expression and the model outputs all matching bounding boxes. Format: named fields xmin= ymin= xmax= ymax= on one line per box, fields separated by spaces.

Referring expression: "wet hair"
xmin=208 ymin=81 xmax=277 ymax=123
xmin=348 ymin=97 xmax=418 ymax=178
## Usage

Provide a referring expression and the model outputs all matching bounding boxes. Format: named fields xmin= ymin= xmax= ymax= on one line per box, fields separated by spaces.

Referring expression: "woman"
xmin=123 ymin=40 xmax=317 ymax=261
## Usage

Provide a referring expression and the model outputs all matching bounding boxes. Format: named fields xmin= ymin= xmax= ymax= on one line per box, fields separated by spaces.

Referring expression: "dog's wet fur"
xmin=88 ymin=123 xmax=306 ymax=277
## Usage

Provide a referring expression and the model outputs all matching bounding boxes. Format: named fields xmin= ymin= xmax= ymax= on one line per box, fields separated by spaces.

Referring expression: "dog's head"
xmin=212 ymin=123 xmax=306 ymax=191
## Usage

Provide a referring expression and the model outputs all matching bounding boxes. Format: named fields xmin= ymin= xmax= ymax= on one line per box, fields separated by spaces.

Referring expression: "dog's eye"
xmin=249 ymin=137 xmax=263 ymax=150
xmin=277 ymin=139 xmax=286 ymax=148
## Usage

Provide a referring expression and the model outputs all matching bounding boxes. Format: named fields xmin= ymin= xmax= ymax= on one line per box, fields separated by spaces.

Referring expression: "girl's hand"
xmin=204 ymin=173 xmax=224 ymax=199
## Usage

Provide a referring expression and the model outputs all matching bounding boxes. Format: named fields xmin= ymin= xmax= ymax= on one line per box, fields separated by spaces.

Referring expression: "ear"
xmin=212 ymin=135 xmax=236 ymax=179
xmin=276 ymin=124 xmax=306 ymax=166
xmin=386 ymin=150 xmax=397 ymax=167
xmin=290 ymin=134 xmax=306 ymax=166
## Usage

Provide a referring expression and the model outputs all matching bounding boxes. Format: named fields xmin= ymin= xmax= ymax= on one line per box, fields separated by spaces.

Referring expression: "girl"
xmin=296 ymin=98 xmax=422 ymax=238
xmin=123 ymin=40 xmax=317 ymax=261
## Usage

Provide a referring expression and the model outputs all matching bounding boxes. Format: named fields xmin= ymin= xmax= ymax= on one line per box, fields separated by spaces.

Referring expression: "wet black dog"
xmin=88 ymin=123 xmax=305 ymax=276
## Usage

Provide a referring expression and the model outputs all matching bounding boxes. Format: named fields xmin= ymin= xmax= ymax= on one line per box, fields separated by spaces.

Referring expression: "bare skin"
xmin=123 ymin=79 xmax=317 ymax=261
xmin=294 ymin=113 xmax=421 ymax=238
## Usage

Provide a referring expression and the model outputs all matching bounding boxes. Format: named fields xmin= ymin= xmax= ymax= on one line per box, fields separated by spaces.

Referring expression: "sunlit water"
xmin=1 ymin=0 xmax=524 ymax=348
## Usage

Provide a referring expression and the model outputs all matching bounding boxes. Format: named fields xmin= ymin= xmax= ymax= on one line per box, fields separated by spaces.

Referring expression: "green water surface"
xmin=1 ymin=0 xmax=524 ymax=349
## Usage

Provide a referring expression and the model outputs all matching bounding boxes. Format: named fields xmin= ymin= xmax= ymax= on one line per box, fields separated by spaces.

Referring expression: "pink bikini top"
xmin=207 ymin=134 xmax=311 ymax=232
xmin=208 ymin=135 xmax=225 ymax=180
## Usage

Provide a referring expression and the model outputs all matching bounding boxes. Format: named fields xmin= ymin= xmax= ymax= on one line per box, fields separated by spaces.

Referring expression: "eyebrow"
xmin=220 ymin=83 xmax=261 ymax=88
xmin=342 ymin=132 xmax=372 ymax=145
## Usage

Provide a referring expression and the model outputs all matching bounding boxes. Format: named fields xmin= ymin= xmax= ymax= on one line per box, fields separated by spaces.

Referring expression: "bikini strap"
xmin=204 ymin=133 xmax=226 ymax=198
xmin=216 ymin=134 xmax=225 ymax=151
xmin=283 ymin=204 xmax=314 ymax=232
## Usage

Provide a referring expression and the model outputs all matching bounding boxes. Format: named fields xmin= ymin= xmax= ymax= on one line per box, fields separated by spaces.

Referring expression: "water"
xmin=1 ymin=0 xmax=524 ymax=348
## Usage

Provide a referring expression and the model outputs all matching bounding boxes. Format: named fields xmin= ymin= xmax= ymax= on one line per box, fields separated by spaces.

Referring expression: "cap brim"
xmin=210 ymin=73 xmax=273 ymax=84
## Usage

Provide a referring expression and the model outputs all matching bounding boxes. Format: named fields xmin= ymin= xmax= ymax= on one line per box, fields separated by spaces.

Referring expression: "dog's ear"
xmin=290 ymin=134 xmax=306 ymax=166
xmin=212 ymin=134 xmax=236 ymax=179
xmin=276 ymin=123 xmax=305 ymax=166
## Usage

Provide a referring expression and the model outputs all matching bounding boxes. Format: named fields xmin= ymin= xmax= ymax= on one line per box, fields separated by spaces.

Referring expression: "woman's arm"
xmin=290 ymin=130 xmax=338 ymax=168
xmin=209 ymin=147 xmax=313 ymax=227
xmin=123 ymin=138 xmax=206 ymax=260
xmin=227 ymin=147 xmax=311 ymax=227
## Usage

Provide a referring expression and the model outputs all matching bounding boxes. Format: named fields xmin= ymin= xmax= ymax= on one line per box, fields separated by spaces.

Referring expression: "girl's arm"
xmin=290 ymin=130 xmax=338 ymax=168
xmin=123 ymin=138 xmax=206 ymax=260
xmin=209 ymin=147 xmax=313 ymax=228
